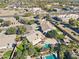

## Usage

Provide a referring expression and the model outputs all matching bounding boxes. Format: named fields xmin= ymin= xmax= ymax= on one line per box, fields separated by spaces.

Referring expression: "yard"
xmin=3 ymin=50 xmax=12 ymax=59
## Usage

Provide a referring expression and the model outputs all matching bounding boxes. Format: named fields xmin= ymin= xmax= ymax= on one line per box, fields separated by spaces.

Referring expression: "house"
xmin=28 ymin=7 xmax=42 ymax=13
xmin=26 ymin=31 xmax=45 ymax=45
xmin=58 ymin=14 xmax=79 ymax=23
xmin=39 ymin=19 xmax=53 ymax=33
xmin=27 ymin=7 xmax=47 ymax=14
xmin=0 ymin=35 xmax=16 ymax=49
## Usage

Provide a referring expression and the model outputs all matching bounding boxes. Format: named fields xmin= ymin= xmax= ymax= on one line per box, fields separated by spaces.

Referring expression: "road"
xmin=50 ymin=11 xmax=79 ymax=15
xmin=0 ymin=14 xmax=24 ymax=17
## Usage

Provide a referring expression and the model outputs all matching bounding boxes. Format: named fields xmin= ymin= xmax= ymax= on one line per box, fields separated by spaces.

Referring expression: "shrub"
xmin=23 ymin=13 xmax=33 ymax=17
xmin=16 ymin=26 xmax=26 ymax=34
xmin=0 ymin=19 xmax=3 ymax=23
xmin=14 ymin=16 xmax=19 ymax=20
xmin=5 ymin=27 xmax=16 ymax=35
xmin=1 ymin=21 xmax=11 ymax=26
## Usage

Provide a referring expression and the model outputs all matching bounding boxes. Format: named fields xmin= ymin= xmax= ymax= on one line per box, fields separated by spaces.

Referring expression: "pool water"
xmin=45 ymin=54 xmax=57 ymax=59
xmin=43 ymin=44 xmax=49 ymax=49
xmin=43 ymin=44 xmax=57 ymax=59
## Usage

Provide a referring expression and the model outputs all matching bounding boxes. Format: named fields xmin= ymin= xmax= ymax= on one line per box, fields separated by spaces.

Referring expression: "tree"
xmin=56 ymin=34 xmax=65 ymax=40
xmin=34 ymin=47 xmax=41 ymax=53
xmin=1 ymin=21 xmax=11 ymax=26
xmin=69 ymin=18 xmax=79 ymax=29
xmin=46 ymin=30 xmax=64 ymax=39
xmin=69 ymin=18 xmax=76 ymax=27
xmin=63 ymin=50 xmax=72 ymax=59
xmin=16 ymin=26 xmax=26 ymax=34
xmin=3 ymin=50 xmax=12 ymax=59
xmin=15 ymin=35 xmax=21 ymax=42
xmin=5 ymin=27 xmax=16 ymax=35
xmin=18 ymin=19 xmax=26 ymax=24
xmin=15 ymin=40 xmax=28 ymax=59
xmin=28 ymin=45 xmax=40 ymax=57
xmin=23 ymin=13 xmax=33 ymax=17
xmin=18 ymin=18 xmax=35 ymax=25
xmin=27 ymin=20 xmax=35 ymax=25
xmin=46 ymin=30 xmax=55 ymax=38
xmin=0 ymin=29 xmax=2 ymax=32
xmin=76 ymin=21 xmax=79 ymax=29
xmin=46 ymin=14 xmax=51 ymax=21
xmin=14 ymin=16 xmax=19 ymax=20
xmin=0 ymin=19 xmax=3 ymax=23
xmin=37 ymin=1 xmax=48 ymax=10
xmin=54 ymin=43 xmax=61 ymax=59
xmin=52 ymin=30 xmax=58 ymax=39
xmin=72 ymin=57 xmax=77 ymax=59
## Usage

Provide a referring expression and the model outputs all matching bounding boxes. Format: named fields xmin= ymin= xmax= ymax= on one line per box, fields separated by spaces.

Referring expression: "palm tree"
xmin=54 ymin=43 xmax=61 ymax=59
xmin=63 ymin=50 xmax=72 ymax=59
xmin=57 ymin=43 xmax=61 ymax=59
xmin=48 ymin=44 xmax=53 ymax=53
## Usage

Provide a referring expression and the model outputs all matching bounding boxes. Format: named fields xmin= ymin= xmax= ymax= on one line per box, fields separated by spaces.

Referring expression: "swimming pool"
xmin=44 ymin=54 xmax=57 ymax=59
xmin=43 ymin=44 xmax=49 ymax=49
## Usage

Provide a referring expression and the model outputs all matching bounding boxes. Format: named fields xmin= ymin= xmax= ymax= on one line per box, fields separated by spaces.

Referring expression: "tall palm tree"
xmin=56 ymin=43 xmax=61 ymax=59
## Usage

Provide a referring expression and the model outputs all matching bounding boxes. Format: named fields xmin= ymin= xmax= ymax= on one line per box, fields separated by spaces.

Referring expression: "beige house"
xmin=26 ymin=31 xmax=45 ymax=45
xmin=39 ymin=19 xmax=53 ymax=33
